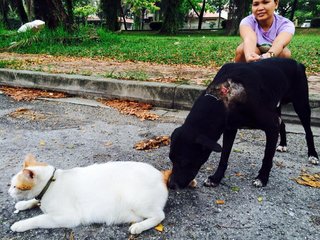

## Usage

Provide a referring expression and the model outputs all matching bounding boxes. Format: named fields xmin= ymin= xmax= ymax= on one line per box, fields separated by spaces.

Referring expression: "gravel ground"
xmin=0 ymin=94 xmax=319 ymax=240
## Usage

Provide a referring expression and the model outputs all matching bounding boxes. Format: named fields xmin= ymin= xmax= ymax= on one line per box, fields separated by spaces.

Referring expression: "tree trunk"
xmin=0 ymin=0 xmax=9 ymax=28
xmin=34 ymin=0 xmax=68 ymax=29
xmin=25 ymin=0 xmax=33 ymax=20
xmin=101 ymin=0 xmax=121 ymax=31
xmin=226 ymin=0 xmax=250 ymax=35
xmin=198 ymin=0 xmax=206 ymax=30
xmin=289 ymin=0 xmax=298 ymax=21
xmin=159 ymin=0 xmax=182 ymax=34
xmin=65 ymin=0 xmax=74 ymax=28
xmin=119 ymin=2 xmax=127 ymax=30
xmin=217 ymin=3 xmax=222 ymax=28
xmin=11 ymin=0 xmax=29 ymax=23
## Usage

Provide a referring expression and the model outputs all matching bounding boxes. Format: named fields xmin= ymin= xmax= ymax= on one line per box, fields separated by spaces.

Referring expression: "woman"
xmin=235 ymin=0 xmax=295 ymax=62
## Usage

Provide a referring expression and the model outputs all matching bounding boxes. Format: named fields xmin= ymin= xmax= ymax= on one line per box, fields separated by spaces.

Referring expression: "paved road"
xmin=0 ymin=94 xmax=319 ymax=240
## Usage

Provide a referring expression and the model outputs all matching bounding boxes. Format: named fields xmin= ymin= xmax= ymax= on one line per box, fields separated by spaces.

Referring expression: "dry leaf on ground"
xmin=234 ymin=172 xmax=244 ymax=177
xmin=0 ymin=86 xmax=67 ymax=101
xmin=9 ymin=108 xmax=46 ymax=120
xmin=98 ymin=99 xmax=159 ymax=121
xmin=134 ymin=135 xmax=170 ymax=150
xmin=154 ymin=223 xmax=164 ymax=232
xmin=295 ymin=172 xmax=320 ymax=188
xmin=257 ymin=196 xmax=263 ymax=202
xmin=216 ymin=199 xmax=225 ymax=205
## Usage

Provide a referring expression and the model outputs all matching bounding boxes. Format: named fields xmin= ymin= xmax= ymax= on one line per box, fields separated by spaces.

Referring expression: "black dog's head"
xmin=168 ymin=94 xmax=226 ymax=189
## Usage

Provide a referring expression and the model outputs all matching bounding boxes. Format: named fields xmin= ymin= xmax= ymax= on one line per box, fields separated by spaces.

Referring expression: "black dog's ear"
xmin=195 ymin=135 xmax=222 ymax=152
xmin=171 ymin=126 xmax=182 ymax=141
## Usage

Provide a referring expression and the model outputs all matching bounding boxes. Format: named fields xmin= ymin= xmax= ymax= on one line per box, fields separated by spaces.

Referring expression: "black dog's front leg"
xmin=204 ymin=129 xmax=237 ymax=187
xmin=253 ymin=127 xmax=279 ymax=187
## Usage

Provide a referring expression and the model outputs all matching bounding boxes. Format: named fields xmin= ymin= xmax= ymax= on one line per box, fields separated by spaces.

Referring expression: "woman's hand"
xmin=246 ymin=52 xmax=261 ymax=62
xmin=260 ymin=52 xmax=274 ymax=59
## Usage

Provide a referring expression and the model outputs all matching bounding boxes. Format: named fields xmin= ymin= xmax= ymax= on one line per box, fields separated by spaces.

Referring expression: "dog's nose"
xmin=167 ymin=176 xmax=179 ymax=189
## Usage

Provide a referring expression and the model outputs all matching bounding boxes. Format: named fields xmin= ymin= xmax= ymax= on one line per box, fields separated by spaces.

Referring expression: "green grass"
xmin=0 ymin=26 xmax=319 ymax=73
xmin=0 ymin=59 xmax=23 ymax=68
xmin=104 ymin=69 xmax=149 ymax=81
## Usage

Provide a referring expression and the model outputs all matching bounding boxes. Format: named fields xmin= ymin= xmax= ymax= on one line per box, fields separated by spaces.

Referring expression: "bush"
xmin=149 ymin=22 xmax=162 ymax=31
xmin=310 ymin=18 xmax=320 ymax=28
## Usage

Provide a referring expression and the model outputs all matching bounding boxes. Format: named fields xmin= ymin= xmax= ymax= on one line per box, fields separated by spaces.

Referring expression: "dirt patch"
xmin=1 ymin=52 xmax=319 ymax=96
xmin=0 ymin=52 xmax=216 ymax=85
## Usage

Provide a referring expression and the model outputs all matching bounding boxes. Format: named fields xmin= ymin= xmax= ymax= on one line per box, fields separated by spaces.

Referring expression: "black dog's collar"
xmin=35 ymin=168 xmax=56 ymax=202
xmin=204 ymin=93 xmax=220 ymax=100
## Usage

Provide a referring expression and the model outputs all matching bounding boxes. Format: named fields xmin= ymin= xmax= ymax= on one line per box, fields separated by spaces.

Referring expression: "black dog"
xmin=168 ymin=58 xmax=319 ymax=189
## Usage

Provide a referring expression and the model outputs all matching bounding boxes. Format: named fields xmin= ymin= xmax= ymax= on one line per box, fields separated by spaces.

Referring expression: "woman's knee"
xmin=235 ymin=43 xmax=245 ymax=62
xmin=235 ymin=43 xmax=244 ymax=55
xmin=278 ymin=47 xmax=291 ymax=58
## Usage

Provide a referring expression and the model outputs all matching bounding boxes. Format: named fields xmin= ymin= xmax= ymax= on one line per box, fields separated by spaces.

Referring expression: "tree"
xmin=289 ymin=0 xmax=298 ymax=21
xmin=0 ymin=0 xmax=9 ymax=27
xmin=226 ymin=0 xmax=250 ymax=35
xmin=207 ymin=0 xmax=228 ymax=28
xmin=198 ymin=0 xmax=206 ymax=30
xmin=65 ymin=0 xmax=74 ymax=27
xmin=33 ymin=0 xmax=69 ymax=29
xmin=159 ymin=0 xmax=183 ymax=34
xmin=124 ymin=0 xmax=159 ymax=30
xmin=11 ymin=0 xmax=29 ymax=23
xmin=278 ymin=0 xmax=320 ymax=24
xmin=100 ymin=0 xmax=121 ymax=31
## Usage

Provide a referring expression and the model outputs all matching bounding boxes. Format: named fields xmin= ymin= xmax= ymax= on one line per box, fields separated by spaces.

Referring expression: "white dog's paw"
xmin=15 ymin=201 xmax=29 ymax=211
xmin=15 ymin=199 xmax=38 ymax=211
xmin=252 ymin=179 xmax=263 ymax=188
xmin=129 ymin=223 xmax=144 ymax=235
xmin=276 ymin=145 xmax=287 ymax=152
xmin=11 ymin=221 xmax=29 ymax=232
xmin=309 ymin=156 xmax=319 ymax=165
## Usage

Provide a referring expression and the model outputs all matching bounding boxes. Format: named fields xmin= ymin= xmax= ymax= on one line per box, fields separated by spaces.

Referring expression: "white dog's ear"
xmin=195 ymin=135 xmax=222 ymax=152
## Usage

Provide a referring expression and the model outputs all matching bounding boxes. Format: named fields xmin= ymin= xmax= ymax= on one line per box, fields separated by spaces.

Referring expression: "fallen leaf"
xmin=295 ymin=172 xmax=320 ymax=188
xmin=154 ymin=223 xmax=164 ymax=232
xmin=234 ymin=172 xmax=244 ymax=177
xmin=257 ymin=196 xmax=263 ymax=202
xmin=39 ymin=140 xmax=46 ymax=146
xmin=134 ymin=136 xmax=170 ymax=150
xmin=104 ymin=141 xmax=113 ymax=147
xmin=231 ymin=186 xmax=240 ymax=192
xmin=216 ymin=199 xmax=225 ymax=205
xmin=0 ymin=86 xmax=67 ymax=101
xmin=233 ymin=148 xmax=242 ymax=153
xmin=9 ymin=108 xmax=46 ymax=121
xmin=275 ymin=161 xmax=286 ymax=168
xmin=98 ymin=98 xmax=159 ymax=121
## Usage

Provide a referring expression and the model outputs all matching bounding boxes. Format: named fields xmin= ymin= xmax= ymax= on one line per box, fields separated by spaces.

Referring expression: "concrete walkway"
xmin=0 ymin=68 xmax=319 ymax=126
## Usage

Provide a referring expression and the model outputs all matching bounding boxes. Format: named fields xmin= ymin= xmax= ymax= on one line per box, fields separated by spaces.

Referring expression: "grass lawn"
xmin=0 ymin=27 xmax=319 ymax=73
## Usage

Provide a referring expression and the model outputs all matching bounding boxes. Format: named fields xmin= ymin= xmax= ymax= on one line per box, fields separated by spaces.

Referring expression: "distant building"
xmin=184 ymin=9 xmax=228 ymax=29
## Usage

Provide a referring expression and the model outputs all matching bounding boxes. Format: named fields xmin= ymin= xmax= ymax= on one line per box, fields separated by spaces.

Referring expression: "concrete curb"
xmin=0 ymin=68 xmax=204 ymax=110
xmin=0 ymin=68 xmax=319 ymax=126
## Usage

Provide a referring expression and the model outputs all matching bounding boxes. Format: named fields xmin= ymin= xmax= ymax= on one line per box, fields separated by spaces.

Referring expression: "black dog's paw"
xmin=252 ymin=179 xmax=264 ymax=187
xmin=309 ymin=156 xmax=319 ymax=165
xmin=252 ymin=177 xmax=268 ymax=187
xmin=203 ymin=178 xmax=219 ymax=187
xmin=276 ymin=145 xmax=287 ymax=152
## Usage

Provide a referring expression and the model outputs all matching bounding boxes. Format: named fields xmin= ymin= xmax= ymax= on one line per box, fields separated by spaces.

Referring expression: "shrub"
xmin=149 ymin=22 xmax=162 ymax=31
xmin=310 ymin=18 xmax=320 ymax=28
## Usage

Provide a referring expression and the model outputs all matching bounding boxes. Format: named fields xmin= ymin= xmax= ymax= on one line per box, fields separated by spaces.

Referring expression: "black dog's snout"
xmin=167 ymin=175 xmax=179 ymax=189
